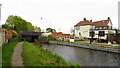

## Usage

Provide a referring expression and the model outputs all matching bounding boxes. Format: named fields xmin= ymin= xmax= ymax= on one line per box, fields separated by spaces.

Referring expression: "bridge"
xmin=17 ymin=31 xmax=43 ymax=42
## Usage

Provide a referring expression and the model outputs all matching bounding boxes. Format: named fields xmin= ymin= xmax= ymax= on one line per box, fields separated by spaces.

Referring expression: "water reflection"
xmin=42 ymin=44 xmax=120 ymax=66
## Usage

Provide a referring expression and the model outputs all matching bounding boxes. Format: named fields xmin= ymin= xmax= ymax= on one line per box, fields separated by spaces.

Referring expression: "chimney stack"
xmin=108 ymin=17 xmax=110 ymax=20
xmin=83 ymin=18 xmax=86 ymax=21
xmin=90 ymin=19 xmax=92 ymax=22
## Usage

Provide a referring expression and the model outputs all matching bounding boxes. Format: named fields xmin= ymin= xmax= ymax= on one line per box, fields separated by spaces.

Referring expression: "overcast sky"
xmin=0 ymin=0 xmax=119 ymax=34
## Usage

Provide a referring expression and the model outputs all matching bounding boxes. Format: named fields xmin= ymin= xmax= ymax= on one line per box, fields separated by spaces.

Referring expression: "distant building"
xmin=52 ymin=33 xmax=70 ymax=41
xmin=52 ymin=33 xmax=63 ymax=41
xmin=74 ymin=17 xmax=115 ymax=40
xmin=41 ymin=32 xmax=52 ymax=37
xmin=2 ymin=28 xmax=12 ymax=44
xmin=62 ymin=34 xmax=70 ymax=41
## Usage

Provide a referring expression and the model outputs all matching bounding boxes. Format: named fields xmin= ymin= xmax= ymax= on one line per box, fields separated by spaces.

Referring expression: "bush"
xmin=8 ymin=30 xmax=20 ymax=42
xmin=47 ymin=35 xmax=55 ymax=41
xmin=38 ymin=35 xmax=55 ymax=41
xmin=12 ymin=30 xmax=20 ymax=38
xmin=34 ymin=35 xmax=55 ymax=45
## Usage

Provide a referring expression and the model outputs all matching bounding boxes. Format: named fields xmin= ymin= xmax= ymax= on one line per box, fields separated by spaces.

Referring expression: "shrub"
xmin=12 ymin=30 xmax=20 ymax=38
xmin=47 ymin=35 xmax=55 ymax=41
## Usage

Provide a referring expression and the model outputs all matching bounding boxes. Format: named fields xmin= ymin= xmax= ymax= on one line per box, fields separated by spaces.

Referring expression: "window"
xmin=99 ymin=31 xmax=105 ymax=37
xmin=79 ymin=32 xmax=81 ymax=36
xmin=101 ymin=27 xmax=104 ymax=29
xmin=109 ymin=26 xmax=112 ymax=29
xmin=76 ymin=26 xmax=80 ymax=30
xmin=54 ymin=35 xmax=56 ymax=37
xmin=89 ymin=31 xmax=95 ymax=37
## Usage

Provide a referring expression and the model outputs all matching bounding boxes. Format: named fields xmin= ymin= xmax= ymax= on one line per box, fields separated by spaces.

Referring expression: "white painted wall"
xmin=108 ymin=21 xmax=112 ymax=27
xmin=74 ymin=25 xmax=94 ymax=38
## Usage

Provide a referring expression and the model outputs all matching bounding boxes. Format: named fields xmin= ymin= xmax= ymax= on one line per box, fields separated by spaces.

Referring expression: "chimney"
xmin=90 ymin=19 xmax=92 ymax=22
xmin=83 ymin=18 xmax=86 ymax=21
xmin=108 ymin=17 xmax=110 ymax=20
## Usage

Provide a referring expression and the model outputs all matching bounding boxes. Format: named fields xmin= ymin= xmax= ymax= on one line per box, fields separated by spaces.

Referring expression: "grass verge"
xmin=0 ymin=46 xmax=2 ymax=67
xmin=2 ymin=41 xmax=19 ymax=66
xmin=22 ymin=41 xmax=79 ymax=67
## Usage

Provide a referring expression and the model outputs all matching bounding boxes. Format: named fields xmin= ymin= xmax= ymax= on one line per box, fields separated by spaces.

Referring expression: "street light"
xmin=90 ymin=31 xmax=94 ymax=44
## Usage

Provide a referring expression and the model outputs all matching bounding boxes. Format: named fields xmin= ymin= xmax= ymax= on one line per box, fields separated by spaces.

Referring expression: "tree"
xmin=34 ymin=26 xmax=41 ymax=32
xmin=70 ymin=27 xmax=74 ymax=34
xmin=70 ymin=27 xmax=74 ymax=39
xmin=2 ymin=15 xmax=40 ymax=32
xmin=46 ymin=28 xmax=56 ymax=33
xmin=107 ymin=30 xmax=111 ymax=42
xmin=12 ymin=30 xmax=20 ymax=38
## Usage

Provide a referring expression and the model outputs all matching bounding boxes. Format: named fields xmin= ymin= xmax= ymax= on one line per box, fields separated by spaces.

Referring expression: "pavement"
xmin=11 ymin=42 xmax=25 ymax=67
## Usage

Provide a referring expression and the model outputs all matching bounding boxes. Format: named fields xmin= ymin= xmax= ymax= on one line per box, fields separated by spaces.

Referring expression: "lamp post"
xmin=90 ymin=26 xmax=94 ymax=44
xmin=90 ymin=31 xmax=94 ymax=44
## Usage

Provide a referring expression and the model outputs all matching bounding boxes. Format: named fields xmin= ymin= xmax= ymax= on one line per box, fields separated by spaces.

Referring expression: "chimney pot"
xmin=108 ymin=17 xmax=110 ymax=20
xmin=90 ymin=19 xmax=92 ymax=22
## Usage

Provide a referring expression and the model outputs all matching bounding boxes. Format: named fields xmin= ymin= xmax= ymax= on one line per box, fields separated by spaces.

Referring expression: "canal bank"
xmin=22 ymin=42 xmax=79 ymax=67
xmin=42 ymin=44 xmax=120 ymax=66
xmin=49 ymin=41 xmax=120 ymax=54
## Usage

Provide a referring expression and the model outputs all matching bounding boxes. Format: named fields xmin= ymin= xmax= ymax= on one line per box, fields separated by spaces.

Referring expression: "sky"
xmin=0 ymin=0 xmax=119 ymax=34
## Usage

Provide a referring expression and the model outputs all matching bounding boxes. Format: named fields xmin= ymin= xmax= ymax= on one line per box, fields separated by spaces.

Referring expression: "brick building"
xmin=2 ymin=28 xmax=12 ymax=45
xmin=52 ymin=33 xmax=70 ymax=41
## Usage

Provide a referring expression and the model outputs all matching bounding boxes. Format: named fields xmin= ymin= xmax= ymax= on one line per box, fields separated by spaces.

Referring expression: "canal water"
xmin=42 ymin=44 xmax=120 ymax=66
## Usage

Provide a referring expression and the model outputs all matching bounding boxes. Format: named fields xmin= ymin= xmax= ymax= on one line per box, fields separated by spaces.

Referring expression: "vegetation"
xmin=34 ymin=26 xmax=41 ymax=32
xmin=107 ymin=30 xmax=112 ymax=42
xmin=2 ymin=41 xmax=19 ymax=66
xmin=75 ymin=40 xmax=85 ymax=41
xmin=46 ymin=28 xmax=56 ymax=33
xmin=70 ymin=34 xmax=74 ymax=39
xmin=0 ymin=46 xmax=2 ymax=67
xmin=47 ymin=35 xmax=55 ymax=41
xmin=38 ymin=35 xmax=55 ymax=41
xmin=112 ymin=45 xmax=120 ymax=48
xmin=35 ymin=35 xmax=55 ymax=45
xmin=2 ymin=15 xmax=41 ymax=32
xmin=22 ymin=42 xmax=79 ymax=67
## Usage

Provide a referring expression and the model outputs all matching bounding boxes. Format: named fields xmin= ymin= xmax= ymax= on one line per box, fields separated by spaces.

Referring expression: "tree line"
xmin=2 ymin=15 xmax=41 ymax=32
xmin=2 ymin=15 xmax=58 ymax=33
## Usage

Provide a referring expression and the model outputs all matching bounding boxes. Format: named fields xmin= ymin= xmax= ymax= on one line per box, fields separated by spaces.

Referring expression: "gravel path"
xmin=11 ymin=42 xmax=24 ymax=67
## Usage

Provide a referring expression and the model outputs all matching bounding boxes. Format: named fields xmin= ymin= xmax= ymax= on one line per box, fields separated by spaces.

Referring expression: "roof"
xmin=52 ymin=33 xmax=70 ymax=36
xmin=52 ymin=33 xmax=62 ymax=35
xmin=74 ymin=17 xmax=111 ymax=27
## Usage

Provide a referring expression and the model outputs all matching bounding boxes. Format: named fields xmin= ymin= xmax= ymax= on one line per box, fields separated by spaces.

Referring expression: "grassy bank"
xmin=22 ymin=42 xmax=79 ymax=67
xmin=0 ymin=46 xmax=2 ymax=67
xmin=2 ymin=41 xmax=19 ymax=66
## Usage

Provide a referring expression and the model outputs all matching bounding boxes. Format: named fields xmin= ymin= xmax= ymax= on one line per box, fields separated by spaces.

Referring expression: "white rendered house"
xmin=74 ymin=17 xmax=115 ymax=40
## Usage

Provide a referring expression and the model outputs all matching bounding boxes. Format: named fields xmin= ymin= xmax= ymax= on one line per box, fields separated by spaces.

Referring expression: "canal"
xmin=42 ymin=44 xmax=120 ymax=66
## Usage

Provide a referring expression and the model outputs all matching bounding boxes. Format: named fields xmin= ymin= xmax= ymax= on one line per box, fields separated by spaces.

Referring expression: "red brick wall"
xmin=5 ymin=30 xmax=12 ymax=39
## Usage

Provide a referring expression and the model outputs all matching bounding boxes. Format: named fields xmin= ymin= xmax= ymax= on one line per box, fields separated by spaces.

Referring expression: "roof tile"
xmin=74 ymin=18 xmax=110 ymax=27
